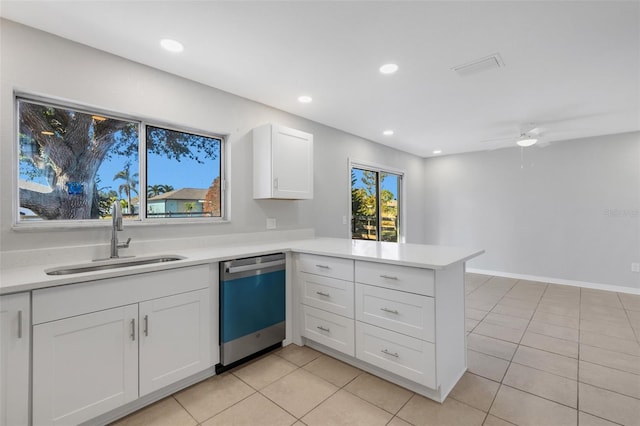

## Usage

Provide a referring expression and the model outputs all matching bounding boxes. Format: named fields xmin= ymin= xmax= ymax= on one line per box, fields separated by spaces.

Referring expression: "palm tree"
xmin=159 ymin=184 xmax=174 ymax=194
xmin=114 ymin=163 xmax=138 ymax=214
xmin=147 ymin=184 xmax=163 ymax=198
xmin=147 ymin=184 xmax=174 ymax=198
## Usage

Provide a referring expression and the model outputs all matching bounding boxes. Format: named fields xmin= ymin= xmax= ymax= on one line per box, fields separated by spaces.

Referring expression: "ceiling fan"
xmin=480 ymin=124 xmax=545 ymax=149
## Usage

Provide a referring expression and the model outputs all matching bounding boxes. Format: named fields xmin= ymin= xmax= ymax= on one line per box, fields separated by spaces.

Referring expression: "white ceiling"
xmin=1 ymin=1 xmax=639 ymax=157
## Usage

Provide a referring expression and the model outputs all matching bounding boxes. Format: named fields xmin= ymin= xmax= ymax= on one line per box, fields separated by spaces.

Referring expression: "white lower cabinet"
xmin=355 ymin=321 xmax=435 ymax=388
xmin=355 ymin=283 xmax=434 ymax=342
xmin=139 ymin=289 xmax=210 ymax=396
xmin=1 ymin=293 xmax=30 ymax=426
xmin=296 ymin=254 xmax=355 ymax=357
xmin=33 ymin=305 xmax=139 ymax=426
xmin=301 ymin=305 xmax=354 ymax=356
xmin=295 ymin=254 xmax=466 ymax=402
xmin=32 ymin=265 xmax=214 ymax=426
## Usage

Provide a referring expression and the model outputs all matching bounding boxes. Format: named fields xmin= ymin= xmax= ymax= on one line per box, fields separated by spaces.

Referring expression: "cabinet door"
xmin=271 ymin=125 xmax=313 ymax=199
xmin=0 ymin=293 xmax=30 ymax=426
xmin=139 ymin=289 xmax=210 ymax=396
xmin=32 ymin=304 xmax=138 ymax=426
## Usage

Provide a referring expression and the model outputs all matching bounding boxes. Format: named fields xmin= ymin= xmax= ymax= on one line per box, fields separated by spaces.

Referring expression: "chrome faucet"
xmin=110 ymin=201 xmax=131 ymax=258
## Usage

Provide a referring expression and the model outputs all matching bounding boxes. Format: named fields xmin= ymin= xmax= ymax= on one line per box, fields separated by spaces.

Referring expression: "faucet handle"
xmin=118 ymin=237 xmax=132 ymax=249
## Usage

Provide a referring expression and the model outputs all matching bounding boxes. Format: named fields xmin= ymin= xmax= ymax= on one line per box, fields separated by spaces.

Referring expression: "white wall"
xmin=424 ymin=132 xmax=640 ymax=291
xmin=0 ymin=20 xmax=425 ymax=258
xmin=3 ymin=20 xmax=636 ymax=292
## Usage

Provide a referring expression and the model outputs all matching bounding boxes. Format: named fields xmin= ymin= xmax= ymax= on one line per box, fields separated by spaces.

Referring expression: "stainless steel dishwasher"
xmin=219 ymin=253 xmax=286 ymax=369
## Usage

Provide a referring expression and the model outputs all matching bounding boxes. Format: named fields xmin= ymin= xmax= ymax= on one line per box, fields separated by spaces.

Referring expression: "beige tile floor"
xmin=112 ymin=274 xmax=640 ymax=426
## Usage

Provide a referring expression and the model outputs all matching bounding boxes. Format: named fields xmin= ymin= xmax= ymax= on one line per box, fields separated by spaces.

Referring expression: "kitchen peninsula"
xmin=0 ymin=237 xmax=482 ymax=425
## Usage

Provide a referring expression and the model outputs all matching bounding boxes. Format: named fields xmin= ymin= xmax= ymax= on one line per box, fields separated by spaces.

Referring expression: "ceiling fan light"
xmin=516 ymin=137 xmax=537 ymax=147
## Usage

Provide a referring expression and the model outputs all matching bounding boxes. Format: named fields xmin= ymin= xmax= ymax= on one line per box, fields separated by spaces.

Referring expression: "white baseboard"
xmin=466 ymin=268 xmax=640 ymax=295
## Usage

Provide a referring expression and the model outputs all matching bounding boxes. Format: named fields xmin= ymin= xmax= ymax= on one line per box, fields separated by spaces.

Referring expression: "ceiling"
xmin=1 ymin=1 xmax=639 ymax=157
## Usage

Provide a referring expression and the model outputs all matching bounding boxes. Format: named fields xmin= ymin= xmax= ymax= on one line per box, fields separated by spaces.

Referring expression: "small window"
xmin=18 ymin=98 xmax=140 ymax=221
xmin=16 ymin=96 xmax=225 ymax=224
xmin=146 ymin=126 xmax=222 ymax=218
xmin=351 ymin=165 xmax=402 ymax=242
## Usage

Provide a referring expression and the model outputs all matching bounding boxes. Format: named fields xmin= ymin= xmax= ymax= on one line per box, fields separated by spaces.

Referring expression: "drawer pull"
xmin=315 ymin=264 xmax=330 ymax=269
xmin=379 ymin=274 xmax=398 ymax=280
xmin=316 ymin=325 xmax=330 ymax=333
xmin=316 ymin=291 xmax=330 ymax=297
xmin=130 ymin=319 xmax=136 ymax=341
xmin=381 ymin=349 xmax=399 ymax=358
xmin=380 ymin=307 xmax=399 ymax=315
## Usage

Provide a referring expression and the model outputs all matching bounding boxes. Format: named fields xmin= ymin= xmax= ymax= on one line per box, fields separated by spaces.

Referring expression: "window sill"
xmin=12 ymin=218 xmax=230 ymax=232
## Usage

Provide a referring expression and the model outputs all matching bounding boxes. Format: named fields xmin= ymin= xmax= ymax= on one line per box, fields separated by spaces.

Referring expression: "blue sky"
xmin=352 ymin=168 xmax=399 ymax=198
xmin=97 ymin=152 xmax=219 ymax=195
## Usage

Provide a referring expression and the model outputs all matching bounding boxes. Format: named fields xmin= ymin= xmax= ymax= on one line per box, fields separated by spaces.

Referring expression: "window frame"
xmin=13 ymin=93 xmax=227 ymax=229
xmin=348 ymin=159 xmax=404 ymax=243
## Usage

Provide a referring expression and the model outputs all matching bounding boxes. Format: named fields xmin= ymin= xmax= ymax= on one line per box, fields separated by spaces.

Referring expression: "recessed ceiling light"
xmin=383 ymin=130 xmax=394 ymax=136
xmin=160 ymin=38 xmax=184 ymax=53
xmin=379 ymin=63 xmax=399 ymax=75
xmin=432 ymin=150 xmax=442 ymax=154
xmin=298 ymin=95 xmax=313 ymax=103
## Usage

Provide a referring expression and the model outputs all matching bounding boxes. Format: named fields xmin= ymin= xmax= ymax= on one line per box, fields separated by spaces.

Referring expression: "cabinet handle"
xmin=381 ymin=349 xmax=399 ymax=358
xmin=315 ymin=264 xmax=330 ymax=269
xmin=316 ymin=291 xmax=330 ymax=297
xmin=379 ymin=274 xmax=398 ymax=280
xmin=316 ymin=325 xmax=330 ymax=333
xmin=380 ymin=307 xmax=399 ymax=315
xmin=17 ymin=310 xmax=23 ymax=339
xmin=130 ymin=319 xmax=136 ymax=341
xmin=144 ymin=315 xmax=149 ymax=336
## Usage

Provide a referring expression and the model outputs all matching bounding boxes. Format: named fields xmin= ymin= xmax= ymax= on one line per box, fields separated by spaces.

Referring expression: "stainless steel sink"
xmin=45 ymin=255 xmax=186 ymax=276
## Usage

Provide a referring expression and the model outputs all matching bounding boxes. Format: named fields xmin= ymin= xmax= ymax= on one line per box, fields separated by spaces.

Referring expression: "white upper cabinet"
xmin=253 ymin=124 xmax=313 ymax=199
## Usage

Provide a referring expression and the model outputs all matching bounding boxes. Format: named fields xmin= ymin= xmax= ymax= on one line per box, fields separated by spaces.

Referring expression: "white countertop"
xmin=0 ymin=238 xmax=483 ymax=295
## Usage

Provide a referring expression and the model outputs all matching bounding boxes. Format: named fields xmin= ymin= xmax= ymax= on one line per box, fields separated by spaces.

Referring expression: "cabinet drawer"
xmin=355 ymin=284 xmax=434 ymax=342
xmin=300 ymin=272 xmax=354 ymax=318
xmin=355 ymin=261 xmax=434 ymax=296
xmin=355 ymin=322 xmax=435 ymax=389
xmin=302 ymin=305 xmax=354 ymax=356
xmin=297 ymin=254 xmax=354 ymax=281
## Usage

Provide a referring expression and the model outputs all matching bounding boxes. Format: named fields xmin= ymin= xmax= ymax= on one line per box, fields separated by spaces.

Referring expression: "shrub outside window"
xmin=17 ymin=96 xmax=224 ymax=224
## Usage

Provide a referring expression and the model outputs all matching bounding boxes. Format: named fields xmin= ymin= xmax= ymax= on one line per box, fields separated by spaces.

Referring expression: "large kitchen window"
xmin=17 ymin=96 xmax=224 ymax=224
xmin=351 ymin=163 xmax=402 ymax=242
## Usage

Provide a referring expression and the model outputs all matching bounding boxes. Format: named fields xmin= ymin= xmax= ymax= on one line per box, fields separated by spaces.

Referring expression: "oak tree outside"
xmin=18 ymin=98 xmax=222 ymax=222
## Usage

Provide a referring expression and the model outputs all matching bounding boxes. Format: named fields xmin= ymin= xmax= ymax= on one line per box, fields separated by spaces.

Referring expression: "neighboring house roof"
xmin=148 ymin=188 xmax=208 ymax=201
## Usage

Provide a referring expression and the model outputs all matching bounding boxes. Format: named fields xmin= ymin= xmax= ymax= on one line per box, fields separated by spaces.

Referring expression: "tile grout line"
xmin=481 ymin=277 xmax=534 ymax=425
xmin=170 ymin=394 xmax=200 ymax=425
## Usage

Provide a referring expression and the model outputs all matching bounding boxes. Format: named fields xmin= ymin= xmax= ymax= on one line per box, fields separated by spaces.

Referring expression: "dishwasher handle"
xmin=227 ymin=259 xmax=285 ymax=274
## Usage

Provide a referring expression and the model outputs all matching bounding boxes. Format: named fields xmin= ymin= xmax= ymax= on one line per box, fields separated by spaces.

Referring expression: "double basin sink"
xmin=45 ymin=255 xmax=185 ymax=276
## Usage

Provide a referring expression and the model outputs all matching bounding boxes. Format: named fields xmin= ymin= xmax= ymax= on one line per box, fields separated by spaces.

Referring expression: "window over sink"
xmin=16 ymin=96 xmax=225 ymax=225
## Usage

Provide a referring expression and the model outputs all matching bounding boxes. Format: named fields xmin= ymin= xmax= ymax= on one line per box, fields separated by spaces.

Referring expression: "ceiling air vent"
xmin=452 ymin=53 xmax=504 ymax=77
